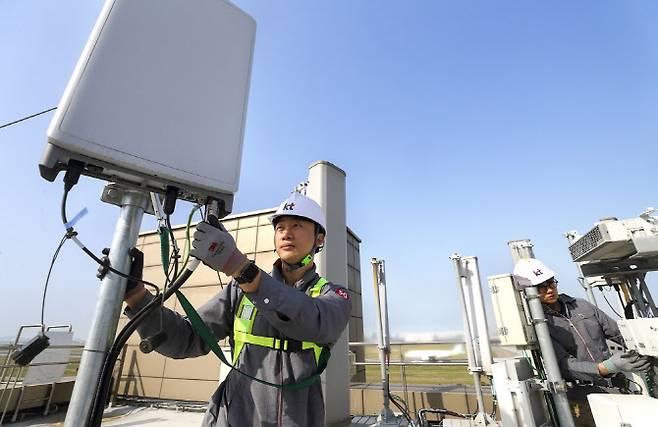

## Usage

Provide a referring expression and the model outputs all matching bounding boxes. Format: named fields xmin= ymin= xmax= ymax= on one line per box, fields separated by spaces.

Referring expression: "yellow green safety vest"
xmin=232 ymin=277 xmax=328 ymax=365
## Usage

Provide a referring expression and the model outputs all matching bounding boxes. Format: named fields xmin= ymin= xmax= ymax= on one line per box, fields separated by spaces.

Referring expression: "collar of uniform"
xmin=272 ymin=259 xmax=320 ymax=292
xmin=543 ymin=293 xmax=576 ymax=317
xmin=558 ymin=293 xmax=577 ymax=305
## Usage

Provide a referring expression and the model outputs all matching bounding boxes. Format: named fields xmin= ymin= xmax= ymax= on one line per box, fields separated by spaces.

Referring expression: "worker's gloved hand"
xmin=190 ymin=220 xmax=247 ymax=276
xmin=96 ymin=247 xmax=145 ymax=300
xmin=603 ymin=351 xmax=653 ymax=374
xmin=649 ymin=356 xmax=658 ymax=370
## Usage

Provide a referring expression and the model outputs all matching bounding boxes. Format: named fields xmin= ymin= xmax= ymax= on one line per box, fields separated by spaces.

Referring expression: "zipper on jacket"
xmin=548 ymin=305 xmax=597 ymax=362
xmin=277 ymin=351 xmax=283 ymax=426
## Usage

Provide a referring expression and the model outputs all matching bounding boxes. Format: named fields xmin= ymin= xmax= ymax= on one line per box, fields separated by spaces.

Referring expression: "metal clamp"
xmin=534 ymin=379 xmax=550 ymax=392
xmin=101 ymin=184 xmax=154 ymax=214
xmin=548 ymin=380 xmax=568 ymax=393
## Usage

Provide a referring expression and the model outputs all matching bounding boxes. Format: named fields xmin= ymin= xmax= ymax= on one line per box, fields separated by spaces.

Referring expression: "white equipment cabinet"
xmin=618 ymin=319 xmax=658 ymax=357
xmin=487 ymin=274 xmax=537 ymax=347
xmin=491 ymin=359 xmax=550 ymax=427
xmin=40 ymin=0 xmax=256 ymax=209
xmin=588 ymin=394 xmax=658 ymax=427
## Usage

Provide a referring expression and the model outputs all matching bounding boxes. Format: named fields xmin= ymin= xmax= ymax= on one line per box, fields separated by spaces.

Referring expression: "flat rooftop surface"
xmin=11 ymin=405 xmax=411 ymax=426
xmin=12 ymin=406 xmax=204 ymax=427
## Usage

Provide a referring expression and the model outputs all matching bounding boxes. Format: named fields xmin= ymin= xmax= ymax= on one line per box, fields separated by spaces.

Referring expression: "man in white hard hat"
xmin=124 ymin=191 xmax=352 ymax=427
xmin=513 ymin=258 xmax=653 ymax=426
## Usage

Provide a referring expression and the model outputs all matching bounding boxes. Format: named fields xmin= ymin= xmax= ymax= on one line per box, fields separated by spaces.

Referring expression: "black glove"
xmin=96 ymin=247 xmax=144 ymax=298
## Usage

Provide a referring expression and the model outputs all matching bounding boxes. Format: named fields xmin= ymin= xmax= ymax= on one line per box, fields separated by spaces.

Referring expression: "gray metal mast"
xmin=450 ymin=254 xmax=495 ymax=426
xmin=64 ymin=186 xmax=150 ymax=427
xmin=508 ymin=240 xmax=575 ymax=427
xmin=370 ymin=258 xmax=399 ymax=426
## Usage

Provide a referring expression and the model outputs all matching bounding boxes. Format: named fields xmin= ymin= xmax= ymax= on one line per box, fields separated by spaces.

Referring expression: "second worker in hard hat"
xmin=513 ymin=258 xmax=653 ymax=427
xmin=123 ymin=191 xmax=352 ymax=427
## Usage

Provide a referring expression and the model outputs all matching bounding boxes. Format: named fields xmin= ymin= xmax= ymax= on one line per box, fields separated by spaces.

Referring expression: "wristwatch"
xmin=235 ymin=261 xmax=259 ymax=284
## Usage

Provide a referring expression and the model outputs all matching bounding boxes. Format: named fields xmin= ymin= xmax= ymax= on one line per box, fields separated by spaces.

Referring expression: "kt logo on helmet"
xmin=533 ymin=269 xmax=543 ymax=276
xmin=283 ymin=203 xmax=295 ymax=211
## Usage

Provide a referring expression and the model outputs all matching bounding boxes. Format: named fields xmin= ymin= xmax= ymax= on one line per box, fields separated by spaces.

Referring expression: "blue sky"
xmin=2 ymin=0 xmax=658 ymax=341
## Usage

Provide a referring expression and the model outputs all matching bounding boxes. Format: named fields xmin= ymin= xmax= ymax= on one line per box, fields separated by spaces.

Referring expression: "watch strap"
xmin=235 ymin=261 xmax=259 ymax=284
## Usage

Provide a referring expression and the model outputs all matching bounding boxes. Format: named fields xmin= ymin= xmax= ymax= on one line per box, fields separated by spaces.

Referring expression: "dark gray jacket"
xmin=543 ymin=294 xmax=623 ymax=385
xmin=125 ymin=262 xmax=352 ymax=426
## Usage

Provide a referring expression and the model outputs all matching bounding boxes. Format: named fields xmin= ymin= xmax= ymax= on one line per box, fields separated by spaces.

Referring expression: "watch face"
xmin=237 ymin=262 xmax=258 ymax=284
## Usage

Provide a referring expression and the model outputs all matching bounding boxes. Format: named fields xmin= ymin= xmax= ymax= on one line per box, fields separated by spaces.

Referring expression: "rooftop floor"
xmin=12 ymin=405 xmax=202 ymax=426
xmin=5 ymin=383 xmax=490 ymax=426
xmin=10 ymin=405 xmax=413 ymax=427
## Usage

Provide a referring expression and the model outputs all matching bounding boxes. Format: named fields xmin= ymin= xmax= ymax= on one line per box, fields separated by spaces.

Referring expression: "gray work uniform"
xmin=543 ymin=293 xmax=623 ymax=385
xmin=125 ymin=262 xmax=352 ymax=427
xmin=543 ymin=294 xmax=624 ymax=427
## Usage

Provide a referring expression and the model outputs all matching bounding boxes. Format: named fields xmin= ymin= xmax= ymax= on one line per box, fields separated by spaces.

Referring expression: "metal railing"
xmin=349 ymin=339 xmax=505 ymax=407
xmin=0 ymin=325 xmax=83 ymax=425
xmin=0 ymin=333 xmax=505 ymax=424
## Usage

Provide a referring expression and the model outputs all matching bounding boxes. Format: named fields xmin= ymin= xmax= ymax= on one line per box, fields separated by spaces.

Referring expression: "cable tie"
xmin=64 ymin=207 xmax=88 ymax=229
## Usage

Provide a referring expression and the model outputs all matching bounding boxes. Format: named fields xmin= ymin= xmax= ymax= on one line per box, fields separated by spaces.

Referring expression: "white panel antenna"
xmin=39 ymin=0 xmax=256 ymax=213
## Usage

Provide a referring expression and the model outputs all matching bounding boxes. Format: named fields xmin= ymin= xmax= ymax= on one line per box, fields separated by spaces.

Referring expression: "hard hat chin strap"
xmin=281 ymin=243 xmax=324 ymax=272
xmin=282 ymin=253 xmax=314 ymax=272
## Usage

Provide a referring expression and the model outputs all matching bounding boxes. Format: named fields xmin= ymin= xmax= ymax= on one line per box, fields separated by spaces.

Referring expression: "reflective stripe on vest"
xmin=232 ymin=277 xmax=328 ymax=365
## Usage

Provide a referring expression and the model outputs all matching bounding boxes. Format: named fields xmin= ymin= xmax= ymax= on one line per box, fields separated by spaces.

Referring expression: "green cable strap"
xmin=644 ymin=371 xmax=658 ymax=398
xmin=176 ymin=289 xmax=329 ymax=390
xmin=159 ymin=226 xmax=170 ymax=274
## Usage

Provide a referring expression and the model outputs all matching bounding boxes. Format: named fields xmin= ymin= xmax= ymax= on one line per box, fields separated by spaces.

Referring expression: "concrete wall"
xmin=115 ymin=208 xmax=364 ymax=401
xmin=347 ymin=229 xmax=366 ymax=382
xmin=0 ymin=380 xmax=75 ymax=418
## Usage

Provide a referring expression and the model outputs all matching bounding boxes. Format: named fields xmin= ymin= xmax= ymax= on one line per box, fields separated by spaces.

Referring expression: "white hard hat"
xmin=269 ymin=192 xmax=327 ymax=235
xmin=512 ymin=258 xmax=556 ymax=287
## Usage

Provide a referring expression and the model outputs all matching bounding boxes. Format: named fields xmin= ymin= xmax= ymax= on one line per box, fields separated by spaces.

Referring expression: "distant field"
xmin=363 ymin=365 xmax=485 ymax=386
xmin=356 ymin=342 xmax=514 ymax=386
xmin=362 ymin=343 xmax=462 ymax=360
xmin=361 ymin=342 xmax=516 ymax=361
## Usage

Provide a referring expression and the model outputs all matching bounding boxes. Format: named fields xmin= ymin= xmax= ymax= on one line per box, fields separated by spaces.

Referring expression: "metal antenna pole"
xmin=462 ymin=256 xmax=494 ymax=375
xmin=564 ymin=231 xmax=598 ymax=307
xmin=637 ymin=275 xmax=658 ymax=317
xmin=507 ymin=240 xmax=575 ymax=427
xmin=65 ymin=186 xmax=150 ymax=427
xmin=450 ymin=255 xmax=494 ymax=426
xmin=370 ymin=258 xmax=398 ymax=426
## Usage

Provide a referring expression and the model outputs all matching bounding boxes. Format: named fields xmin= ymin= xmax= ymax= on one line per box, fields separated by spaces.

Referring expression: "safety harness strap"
xmin=232 ymin=278 xmax=328 ymax=365
xmin=176 ymin=289 xmax=330 ymax=390
xmin=162 ymin=227 xmax=330 ymax=390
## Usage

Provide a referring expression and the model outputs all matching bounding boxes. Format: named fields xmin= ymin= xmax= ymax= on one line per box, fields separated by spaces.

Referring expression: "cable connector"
xmin=163 ymin=186 xmax=179 ymax=216
xmin=63 ymin=160 xmax=85 ymax=192
xmin=96 ymin=248 xmax=111 ymax=280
